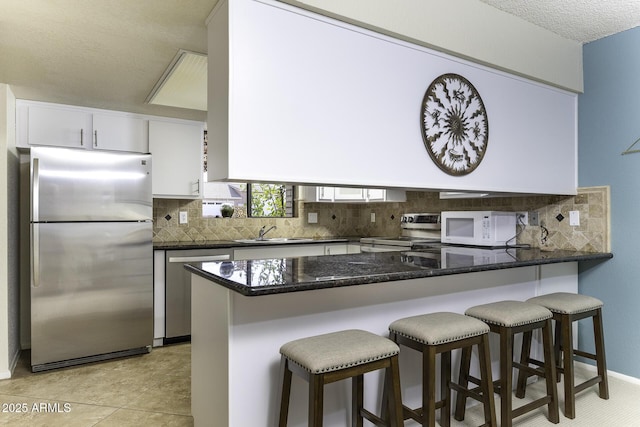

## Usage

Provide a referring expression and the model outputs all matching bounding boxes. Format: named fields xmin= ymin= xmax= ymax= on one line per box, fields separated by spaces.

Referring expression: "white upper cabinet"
xmin=303 ymin=186 xmax=406 ymax=203
xmin=148 ymin=119 xmax=204 ymax=199
xmin=23 ymin=103 xmax=92 ymax=149
xmin=92 ymin=113 xmax=148 ymax=153
xmin=17 ymin=100 xmax=149 ymax=153
xmin=207 ymin=0 xmax=578 ymax=195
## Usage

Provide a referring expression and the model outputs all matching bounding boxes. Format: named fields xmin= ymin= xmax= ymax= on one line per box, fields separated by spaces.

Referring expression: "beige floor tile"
xmin=94 ymin=408 xmax=194 ymax=427
xmin=0 ymin=343 xmax=192 ymax=425
xmin=0 ymin=395 xmax=116 ymax=427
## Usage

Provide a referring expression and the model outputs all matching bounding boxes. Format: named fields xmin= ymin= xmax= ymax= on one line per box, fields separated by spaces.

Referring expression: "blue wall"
xmin=579 ymin=27 xmax=640 ymax=378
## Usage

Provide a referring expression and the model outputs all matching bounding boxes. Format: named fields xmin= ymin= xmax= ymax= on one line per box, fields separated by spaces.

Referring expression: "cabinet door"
xmin=366 ymin=189 xmax=386 ymax=201
xmin=149 ymin=120 xmax=204 ymax=198
xmin=93 ymin=113 xmax=148 ymax=153
xmin=27 ymin=104 xmax=91 ymax=148
xmin=334 ymin=187 xmax=365 ymax=201
xmin=233 ymin=244 xmax=325 ymax=260
xmin=317 ymin=187 xmax=334 ymax=201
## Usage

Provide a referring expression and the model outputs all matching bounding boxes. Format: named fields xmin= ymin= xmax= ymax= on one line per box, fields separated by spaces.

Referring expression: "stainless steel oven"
xmin=360 ymin=213 xmax=441 ymax=251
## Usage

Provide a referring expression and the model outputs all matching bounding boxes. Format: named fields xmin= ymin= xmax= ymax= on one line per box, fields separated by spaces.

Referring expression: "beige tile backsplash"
xmin=153 ymin=186 xmax=610 ymax=253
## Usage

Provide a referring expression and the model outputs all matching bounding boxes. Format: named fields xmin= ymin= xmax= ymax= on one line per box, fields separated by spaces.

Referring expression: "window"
xmin=202 ymin=182 xmax=295 ymax=218
xmin=248 ymin=183 xmax=294 ymax=218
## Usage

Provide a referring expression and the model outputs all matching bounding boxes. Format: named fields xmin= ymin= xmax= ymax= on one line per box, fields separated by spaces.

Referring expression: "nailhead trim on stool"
xmin=278 ymin=329 xmax=404 ymax=427
xmin=389 ymin=312 xmax=497 ymax=427
xmin=520 ymin=293 xmax=609 ymax=419
xmin=459 ymin=301 xmax=559 ymax=427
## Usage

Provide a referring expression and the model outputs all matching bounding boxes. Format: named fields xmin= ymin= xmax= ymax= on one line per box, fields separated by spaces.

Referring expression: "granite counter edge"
xmin=185 ymin=252 xmax=613 ymax=297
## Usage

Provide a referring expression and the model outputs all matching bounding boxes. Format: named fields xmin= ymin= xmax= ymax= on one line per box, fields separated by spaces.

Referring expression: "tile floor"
xmin=0 ymin=343 xmax=193 ymax=426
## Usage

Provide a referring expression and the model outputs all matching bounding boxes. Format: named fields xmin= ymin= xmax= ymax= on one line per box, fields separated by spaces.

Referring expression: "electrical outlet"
xmin=516 ymin=212 xmax=528 ymax=225
xmin=370 ymin=212 xmax=376 ymax=223
xmin=569 ymin=210 xmax=580 ymax=226
xmin=308 ymin=212 xmax=318 ymax=224
xmin=529 ymin=211 xmax=539 ymax=226
xmin=179 ymin=211 xmax=188 ymax=224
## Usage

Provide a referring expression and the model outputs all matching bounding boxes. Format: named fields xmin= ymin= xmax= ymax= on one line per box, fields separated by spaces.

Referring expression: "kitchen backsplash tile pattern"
xmin=153 ymin=186 xmax=609 ymax=252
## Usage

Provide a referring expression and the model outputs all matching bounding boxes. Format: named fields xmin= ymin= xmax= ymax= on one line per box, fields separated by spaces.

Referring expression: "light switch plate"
xmin=569 ymin=210 xmax=580 ymax=226
xmin=179 ymin=211 xmax=188 ymax=224
xmin=308 ymin=212 xmax=318 ymax=224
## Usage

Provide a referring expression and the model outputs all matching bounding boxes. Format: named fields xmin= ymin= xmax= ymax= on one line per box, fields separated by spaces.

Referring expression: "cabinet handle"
xmin=80 ymin=129 xmax=84 ymax=146
xmin=195 ymin=179 xmax=200 ymax=195
xmin=94 ymin=130 xmax=98 ymax=147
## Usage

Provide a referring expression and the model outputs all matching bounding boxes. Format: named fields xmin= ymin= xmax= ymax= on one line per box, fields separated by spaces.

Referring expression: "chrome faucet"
xmin=257 ymin=225 xmax=277 ymax=240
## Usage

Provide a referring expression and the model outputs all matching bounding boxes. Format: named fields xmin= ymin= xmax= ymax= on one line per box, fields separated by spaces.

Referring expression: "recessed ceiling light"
xmin=146 ymin=49 xmax=207 ymax=111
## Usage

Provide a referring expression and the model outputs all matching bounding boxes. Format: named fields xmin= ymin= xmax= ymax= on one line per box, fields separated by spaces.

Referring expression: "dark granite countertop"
xmin=153 ymin=237 xmax=355 ymax=250
xmin=184 ymin=246 xmax=613 ymax=296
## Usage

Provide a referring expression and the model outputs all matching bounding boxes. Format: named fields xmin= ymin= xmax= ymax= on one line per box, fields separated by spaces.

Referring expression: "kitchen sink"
xmin=233 ymin=238 xmax=315 ymax=244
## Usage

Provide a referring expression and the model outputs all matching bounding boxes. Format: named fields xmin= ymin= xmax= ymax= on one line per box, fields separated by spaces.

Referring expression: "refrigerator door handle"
xmin=32 ymin=157 xmax=39 ymax=222
xmin=32 ymin=224 xmax=40 ymax=288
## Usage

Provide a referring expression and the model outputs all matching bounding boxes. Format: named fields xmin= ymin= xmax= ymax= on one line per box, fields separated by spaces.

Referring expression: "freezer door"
xmin=31 ymin=222 xmax=153 ymax=367
xmin=31 ymin=147 xmax=151 ymax=222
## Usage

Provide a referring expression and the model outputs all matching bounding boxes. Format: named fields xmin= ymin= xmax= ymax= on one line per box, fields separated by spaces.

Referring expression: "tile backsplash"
xmin=153 ymin=186 xmax=610 ymax=253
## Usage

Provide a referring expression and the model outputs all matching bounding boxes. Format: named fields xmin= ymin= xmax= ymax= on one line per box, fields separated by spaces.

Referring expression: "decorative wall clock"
xmin=420 ymin=73 xmax=489 ymax=176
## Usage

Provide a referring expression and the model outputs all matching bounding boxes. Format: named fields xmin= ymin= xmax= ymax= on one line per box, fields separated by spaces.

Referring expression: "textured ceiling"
xmin=478 ymin=0 xmax=640 ymax=43
xmin=0 ymin=0 xmax=216 ymax=121
xmin=0 ymin=0 xmax=639 ymax=122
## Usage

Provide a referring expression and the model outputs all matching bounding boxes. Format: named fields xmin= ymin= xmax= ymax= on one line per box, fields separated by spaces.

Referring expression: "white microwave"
xmin=441 ymin=211 xmax=516 ymax=247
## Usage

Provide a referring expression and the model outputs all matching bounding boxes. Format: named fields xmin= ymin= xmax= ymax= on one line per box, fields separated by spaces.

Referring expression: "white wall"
xmin=0 ymin=84 xmax=20 ymax=379
xmin=278 ymin=0 xmax=583 ymax=93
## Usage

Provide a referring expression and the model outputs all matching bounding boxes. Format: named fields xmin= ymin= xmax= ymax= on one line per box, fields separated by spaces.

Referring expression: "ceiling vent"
xmin=146 ymin=49 xmax=207 ymax=111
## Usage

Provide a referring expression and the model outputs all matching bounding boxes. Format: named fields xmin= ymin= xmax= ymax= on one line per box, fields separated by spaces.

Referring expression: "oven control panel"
xmin=401 ymin=213 xmax=441 ymax=230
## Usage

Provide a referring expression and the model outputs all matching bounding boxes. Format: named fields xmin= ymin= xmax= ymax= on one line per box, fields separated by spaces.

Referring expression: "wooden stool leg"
xmin=593 ymin=308 xmax=609 ymax=400
xmin=424 ymin=345 xmax=437 ymax=427
xmin=352 ymin=374 xmax=364 ymax=427
xmin=278 ymin=357 xmax=292 ymax=427
xmin=554 ymin=319 xmax=562 ymax=381
xmin=387 ymin=355 xmax=404 ymax=427
xmin=515 ymin=330 xmax=533 ymax=398
xmin=454 ymin=346 xmax=472 ymax=421
xmin=559 ymin=313 xmax=575 ymax=419
xmin=479 ymin=335 xmax=497 ymax=427
xmin=543 ymin=319 xmax=560 ymax=423
xmin=309 ymin=374 xmax=324 ymax=427
xmin=500 ymin=329 xmax=514 ymax=427
xmin=440 ymin=351 xmax=451 ymax=427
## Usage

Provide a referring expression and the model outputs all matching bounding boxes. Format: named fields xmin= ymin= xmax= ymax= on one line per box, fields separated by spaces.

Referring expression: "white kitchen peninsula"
xmin=186 ymin=249 xmax=611 ymax=426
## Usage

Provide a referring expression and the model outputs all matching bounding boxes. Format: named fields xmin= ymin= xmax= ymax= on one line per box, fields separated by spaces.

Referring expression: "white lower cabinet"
xmin=234 ymin=244 xmax=326 ymax=260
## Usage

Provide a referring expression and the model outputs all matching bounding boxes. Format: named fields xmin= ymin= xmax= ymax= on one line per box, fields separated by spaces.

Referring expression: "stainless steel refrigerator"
xmin=29 ymin=147 xmax=153 ymax=372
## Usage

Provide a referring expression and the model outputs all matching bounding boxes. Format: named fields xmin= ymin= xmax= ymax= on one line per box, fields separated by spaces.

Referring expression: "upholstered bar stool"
xmin=388 ymin=312 xmax=497 ymax=427
xmin=457 ymin=301 xmax=559 ymax=427
xmin=278 ymin=329 xmax=404 ymax=427
xmin=518 ymin=292 xmax=609 ymax=419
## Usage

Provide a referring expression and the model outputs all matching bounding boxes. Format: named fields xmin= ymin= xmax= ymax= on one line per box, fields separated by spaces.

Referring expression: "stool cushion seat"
xmin=280 ymin=329 xmax=399 ymax=374
xmin=389 ymin=312 xmax=489 ymax=345
xmin=527 ymin=292 xmax=603 ymax=315
xmin=465 ymin=300 xmax=552 ymax=327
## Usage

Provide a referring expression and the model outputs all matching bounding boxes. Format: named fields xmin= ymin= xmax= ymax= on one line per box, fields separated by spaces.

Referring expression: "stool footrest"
xmin=511 ymin=396 xmax=552 ymax=419
xmin=573 ymin=349 xmax=597 ymax=360
xmin=513 ymin=361 xmax=545 ymax=378
xmin=451 ymin=382 xmax=484 ymax=403
xmin=360 ymin=408 xmax=387 ymax=427
xmin=575 ymin=375 xmax=603 ymax=393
